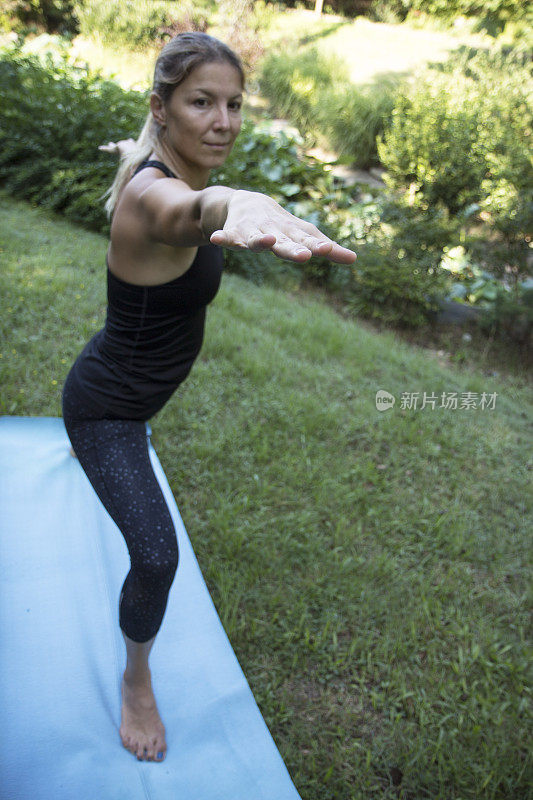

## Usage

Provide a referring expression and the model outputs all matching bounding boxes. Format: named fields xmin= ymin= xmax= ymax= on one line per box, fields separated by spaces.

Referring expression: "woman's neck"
xmin=150 ymin=143 xmax=210 ymax=191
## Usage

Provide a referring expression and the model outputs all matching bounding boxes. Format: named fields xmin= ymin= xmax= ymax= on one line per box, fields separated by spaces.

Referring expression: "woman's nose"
xmin=213 ymin=106 xmax=230 ymax=130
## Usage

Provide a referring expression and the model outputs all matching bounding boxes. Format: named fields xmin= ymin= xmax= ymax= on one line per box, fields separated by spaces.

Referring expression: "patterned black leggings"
xmin=62 ymin=375 xmax=179 ymax=643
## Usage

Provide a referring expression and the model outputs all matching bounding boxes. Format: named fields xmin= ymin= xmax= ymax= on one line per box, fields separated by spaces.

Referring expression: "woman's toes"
xmin=146 ymin=741 xmax=158 ymax=761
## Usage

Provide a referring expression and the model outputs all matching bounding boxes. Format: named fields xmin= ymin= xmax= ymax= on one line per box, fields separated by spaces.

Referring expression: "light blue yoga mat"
xmin=0 ymin=417 xmax=301 ymax=800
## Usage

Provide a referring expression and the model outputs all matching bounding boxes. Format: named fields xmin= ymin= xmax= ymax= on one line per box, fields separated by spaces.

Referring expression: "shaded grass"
xmin=1 ymin=193 xmax=531 ymax=799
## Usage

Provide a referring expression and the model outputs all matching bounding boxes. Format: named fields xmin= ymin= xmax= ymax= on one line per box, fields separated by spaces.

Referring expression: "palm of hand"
xmin=210 ymin=192 xmax=356 ymax=264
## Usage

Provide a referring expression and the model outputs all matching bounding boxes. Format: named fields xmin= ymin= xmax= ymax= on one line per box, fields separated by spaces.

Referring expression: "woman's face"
xmin=151 ymin=60 xmax=243 ymax=185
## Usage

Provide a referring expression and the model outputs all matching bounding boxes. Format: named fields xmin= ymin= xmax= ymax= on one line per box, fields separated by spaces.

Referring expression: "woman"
xmin=62 ymin=32 xmax=356 ymax=765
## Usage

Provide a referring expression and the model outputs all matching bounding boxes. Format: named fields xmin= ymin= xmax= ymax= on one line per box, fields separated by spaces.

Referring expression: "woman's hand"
xmin=99 ymin=138 xmax=137 ymax=157
xmin=210 ymin=191 xmax=356 ymax=264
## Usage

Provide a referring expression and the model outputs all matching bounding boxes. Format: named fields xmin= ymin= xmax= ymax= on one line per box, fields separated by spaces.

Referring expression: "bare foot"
xmin=120 ymin=672 xmax=167 ymax=762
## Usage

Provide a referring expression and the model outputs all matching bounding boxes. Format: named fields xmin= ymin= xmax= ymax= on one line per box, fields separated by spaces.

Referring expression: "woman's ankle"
xmin=123 ymin=666 xmax=152 ymax=687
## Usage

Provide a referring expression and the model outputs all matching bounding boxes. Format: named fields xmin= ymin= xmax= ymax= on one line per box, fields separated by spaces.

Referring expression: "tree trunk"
xmin=314 ymin=0 xmax=324 ymax=15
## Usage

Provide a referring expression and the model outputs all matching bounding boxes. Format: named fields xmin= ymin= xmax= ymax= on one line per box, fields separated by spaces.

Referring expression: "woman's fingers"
xmin=324 ymin=242 xmax=358 ymax=264
xmin=271 ymin=235 xmax=357 ymax=264
xmin=247 ymin=232 xmax=277 ymax=252
xmin=211 ymin=224 xmax=356 ymax=264
xmin=98 ymin=138 xmax=137 ymax=156
xmin=98 ymin=142 xmax=118 ymax=153
xmin=210 ymin=229 xmax=245 ymax=248
xmin=210 ymin=230 xmax=276 ymax=251
xmin=211 ymin=229 xmax=310 ymax=261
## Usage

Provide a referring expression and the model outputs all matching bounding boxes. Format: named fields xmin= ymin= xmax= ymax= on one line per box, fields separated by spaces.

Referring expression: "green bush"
xmin=325 ymin=79 xmax=398 ymax=168
xmin=0 ymin=45 xmax=467 ymax=331
xmin=0 ymin=49 xmax=147 ymax=232
xmin=409 ymin=0 xmax=530 ymax=31
xmin=0 ymin=0 xmax=79 ymax=35
xmin=259 ymin=48 xmax=345 ymax=137
xmin=377 ymin=79 xmax=485 ymax=215
xmin=477 ymin=281 xmax=533 ymax=345
xmin=368 ymin=0 xmax=531 ymax=30
xmin=73 ymin=0 xmax=209 ymax=48
xmin=259 ymin=47 xmax=399 ymax=168
xmin=346 ymin=196 xmax=453 ymax=327
xmin=268 ymin=0 xmax=530 ymax=29
xmin=377 ymin=44 xmax=532 ymax=340
xmin=377 ymin=45 xmax=532 ymax=258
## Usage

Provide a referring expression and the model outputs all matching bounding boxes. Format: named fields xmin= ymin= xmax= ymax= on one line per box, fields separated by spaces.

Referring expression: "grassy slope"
xmin=1 ymin=194 xmax=531 ymax=798
xmin=257 ymin=10 xmax=491 ymax=87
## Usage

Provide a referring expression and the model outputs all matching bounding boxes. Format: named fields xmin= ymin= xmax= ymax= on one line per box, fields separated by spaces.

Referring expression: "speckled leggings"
xmin=62 ymin=376 xmax=179 ymax=643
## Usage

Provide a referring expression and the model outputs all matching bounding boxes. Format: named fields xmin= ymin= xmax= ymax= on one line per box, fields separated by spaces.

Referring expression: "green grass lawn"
xmin=257 ymin=10 xmax=491 ymax=87
xmin=1 ymin=193 xmax=531 ymax=799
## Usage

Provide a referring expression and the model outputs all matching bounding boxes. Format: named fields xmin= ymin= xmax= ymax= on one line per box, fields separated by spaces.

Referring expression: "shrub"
xmin=259 ymin=47 xmax=399 ymax=168
xmin=409 ymin=0 xmax=530 ymax=31
xmin=377 ymin=44 xmax=532 ymax=340
xmin=259 ymin=47 xmax=345 ymax=137
xmin=325 ymin=79 xmax=398 ymax=168
xmin=0 ymin=48 xmax=147 ymax=232
xmin=0 ymin=45 xmax=463 ymax=331
xmin=477 ymin=282 xmax=533 ymax=345
xmin=73 ymin=0 xmax=209 ymax=49
xmin=0 ymin=0 xmax=79 ymax=35
xmin=346 ymin=196 xmax=453 ymax=327
xmin=377 ymin=80 xmax=485 ymax=214
xmin=377 ymin=45 xmax=532 ymax=262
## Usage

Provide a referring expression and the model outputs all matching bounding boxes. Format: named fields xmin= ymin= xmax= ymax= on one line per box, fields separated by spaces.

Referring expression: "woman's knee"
xmin=133 ymin=538 xmax=179 ymax=588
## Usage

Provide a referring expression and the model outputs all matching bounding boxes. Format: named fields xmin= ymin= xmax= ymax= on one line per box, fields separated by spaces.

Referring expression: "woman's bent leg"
xmin=63 ymin=402 xmax=178 ymax=760
xmin=63 ymin=415 xmax=179 ymax=642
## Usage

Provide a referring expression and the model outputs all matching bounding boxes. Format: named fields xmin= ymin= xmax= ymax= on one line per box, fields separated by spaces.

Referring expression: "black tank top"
xmin=70 ymin=160 xmax=224 ymax=420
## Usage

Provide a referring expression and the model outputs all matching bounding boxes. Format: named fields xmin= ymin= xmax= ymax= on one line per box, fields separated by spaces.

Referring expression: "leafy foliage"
xmin=259 ymin=47 xmax=399 ymax=168
xmin=0 ymin=48 xmax=147 ymax=232
xmin=0 ymin=0 xmax=79 ymax=35
xmin=73 ymin=0 xmax=209 ymax=49
xmin=377 ymin=42 xmax=532 ymax=341
xmin=408 ymin=0 xmax=530 ymax=30
xmin=272 ymin=0 xmax=530 ymax=30
xmin=343 ymin=196 xmax=454 ymax=327
xmin=2 ymin=42 xmax=528 ymax=337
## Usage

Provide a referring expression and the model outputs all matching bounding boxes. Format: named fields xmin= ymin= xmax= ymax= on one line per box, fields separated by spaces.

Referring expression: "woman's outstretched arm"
xmin=137 ymin=180 xmax=356 ymax=265
xmin=106 ymin=138 xmax=356 ymax=264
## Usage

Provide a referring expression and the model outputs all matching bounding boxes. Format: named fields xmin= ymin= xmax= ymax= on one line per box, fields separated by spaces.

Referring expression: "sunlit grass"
xmin=68 ymin=34 xmax=157 ymax=89
xmin=254 ymin=9 xmax=490 ymax=86
xmin=298 ymin=15 xmax=490 ymax=86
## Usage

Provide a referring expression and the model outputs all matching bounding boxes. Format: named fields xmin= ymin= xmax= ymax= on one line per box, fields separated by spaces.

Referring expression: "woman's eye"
xmin=194 ymin=98 xmax=208 ymax=107
xmin=229 ymin=101 xmax=242 ymax=111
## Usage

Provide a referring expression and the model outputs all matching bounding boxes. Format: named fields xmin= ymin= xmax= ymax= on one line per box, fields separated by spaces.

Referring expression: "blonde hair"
xmin=104 ymin=32 xmax=244 ymax=217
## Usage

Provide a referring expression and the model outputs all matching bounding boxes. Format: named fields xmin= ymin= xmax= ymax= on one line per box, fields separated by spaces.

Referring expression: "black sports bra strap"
xmin=133 ymin=160 xmax=177 ymax=179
